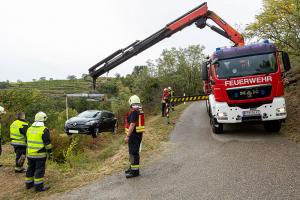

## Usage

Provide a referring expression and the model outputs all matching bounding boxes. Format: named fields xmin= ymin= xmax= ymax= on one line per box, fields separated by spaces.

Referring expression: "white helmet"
xmin=0 ymin=106 xmax=6 ymax=114
xmin=128 ymin=95 xmax=141 ymax=106
xmin=168 ymin=86 xmax=172 ymax=90
xmin=35 ymin=112 xmax=48 ymax=122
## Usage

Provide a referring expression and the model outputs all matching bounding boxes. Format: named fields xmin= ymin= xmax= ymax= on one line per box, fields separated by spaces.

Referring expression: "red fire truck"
xmin=202 ymin=42 xmax=291 ymax=133
xmin=88 ymin=2 xmax=291 ymax=134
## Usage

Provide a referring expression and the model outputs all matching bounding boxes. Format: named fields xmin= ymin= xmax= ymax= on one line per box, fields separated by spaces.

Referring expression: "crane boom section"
xmin=207 ymin=11 xmax=244 ymax=46
xmin=89 ymin=2 xmax=244 ymax=82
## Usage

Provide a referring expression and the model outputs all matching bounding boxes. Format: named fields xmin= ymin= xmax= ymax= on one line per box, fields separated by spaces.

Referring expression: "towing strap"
xmin=170 ymin=95 xmax=208 ymax=103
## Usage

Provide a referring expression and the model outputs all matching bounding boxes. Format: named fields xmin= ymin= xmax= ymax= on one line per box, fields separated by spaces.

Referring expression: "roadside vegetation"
xmin=0 ymin=103 xmax=187 ymax=200
xmin=0 ymin=45 xmax=204 ymax=199
xmin=0 ymin=0 xmax=299 ymax=198
xmin=245 ymin=0 xmax=300 ymax=141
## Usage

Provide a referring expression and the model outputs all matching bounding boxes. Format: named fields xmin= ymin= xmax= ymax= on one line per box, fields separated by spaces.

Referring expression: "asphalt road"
xmin=58 ymin=102 xmax=300 ymax=200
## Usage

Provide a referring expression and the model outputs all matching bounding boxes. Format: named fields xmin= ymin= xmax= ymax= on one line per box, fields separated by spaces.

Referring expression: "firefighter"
xmin=0 ymin=106 xmax=6 ymax=167
xmin=25 ymin=112 xmax=52 ymax=192
xmin=10 ymin=112 xmax=29 ymax=173
xmin=124 ymin=95 xmax=145 ymax=178
xmin=161 ymin=88 xmax=170 ymax=117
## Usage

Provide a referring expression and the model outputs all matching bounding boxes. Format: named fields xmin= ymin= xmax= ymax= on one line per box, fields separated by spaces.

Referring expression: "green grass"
xmin=0 ymin=103 xmax=187 ymax=200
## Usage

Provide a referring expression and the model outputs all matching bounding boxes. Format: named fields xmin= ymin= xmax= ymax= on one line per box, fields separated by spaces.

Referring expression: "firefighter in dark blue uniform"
xmin=25 ymin=112 xmax=52 ymax=192
xmin=125 ymin=95 xmax=145 ymax=178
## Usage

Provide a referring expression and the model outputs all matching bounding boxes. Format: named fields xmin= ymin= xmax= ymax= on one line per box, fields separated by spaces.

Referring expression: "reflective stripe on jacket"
xmin=10 ymin=120 xmax=28 ymax=146
xmin=26 ymin=126 xmax=48 ymax=158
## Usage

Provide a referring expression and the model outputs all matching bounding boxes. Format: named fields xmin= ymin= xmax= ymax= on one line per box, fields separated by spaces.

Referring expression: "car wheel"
xmin=92 ymin=127 xmax=99 ymax=138
xmin=112 ymin=121 xmax=118 ymax=134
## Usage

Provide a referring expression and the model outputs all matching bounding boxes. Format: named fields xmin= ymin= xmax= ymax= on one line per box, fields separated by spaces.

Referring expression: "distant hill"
xmin=4 ymin=79 xmax=96 ymax=98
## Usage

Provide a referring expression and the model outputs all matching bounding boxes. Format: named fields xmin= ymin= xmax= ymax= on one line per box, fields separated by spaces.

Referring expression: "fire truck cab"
xmin=202 ymin=41 xmax=291 ymax=133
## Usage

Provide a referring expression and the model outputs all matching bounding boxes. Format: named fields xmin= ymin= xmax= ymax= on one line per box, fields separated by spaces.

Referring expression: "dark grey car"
xmin=64 ymin=110 xmax=118 ymax=138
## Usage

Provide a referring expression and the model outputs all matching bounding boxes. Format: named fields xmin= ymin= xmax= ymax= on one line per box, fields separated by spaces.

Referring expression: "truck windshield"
xmin=216 ymin=53 xmax=277 ymax=79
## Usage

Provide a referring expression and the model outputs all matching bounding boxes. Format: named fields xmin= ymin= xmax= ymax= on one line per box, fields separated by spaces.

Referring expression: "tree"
xmin=245 ymin=0 xmax=300 ymax=57
xmin=0 ymin=81 xmax=9 ymax=89
xmin=39 ymin=77 xmax=46 ymax=81
xmin=115 ymin=73 xmax=121 ymax=79
xmin=67 ymin=75 xmax=77 ymax=80
xmin=82 ymin=74 xmax=92 ymax=81
xmin=155 ymin=45 xmax=205 ymax=95
xmin=122 ymin=44 xmax=206 ymax=104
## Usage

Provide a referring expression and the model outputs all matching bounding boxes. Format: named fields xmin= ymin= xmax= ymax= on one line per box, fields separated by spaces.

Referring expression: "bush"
xmin=51 ymin=131 xmax=87 ymax=164
xmin=51 ymin=130 xmax=71 ymax=163
xmin=0 ymin=112 xmax=16 ymax=143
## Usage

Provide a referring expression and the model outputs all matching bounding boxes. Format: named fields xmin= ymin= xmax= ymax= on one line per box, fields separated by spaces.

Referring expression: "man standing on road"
xmin=124 ymin=95 xmax=145 ymax=178
xmin=0 ymin=106 xmax=6 ymax=167
xmin=10 ymin=112 xmax=29 ymax=173
xmin=25 ymin=112 xmax=52 ymax=192
xmin=161 ymin=88 xmax=170 ymax=117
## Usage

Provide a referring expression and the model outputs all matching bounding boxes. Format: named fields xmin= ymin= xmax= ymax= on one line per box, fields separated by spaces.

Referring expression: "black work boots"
xmin=15 ymin=167 xmax=26 ymax=173
xmin=26 ymin=183 xmax=50 ymax=192
xmin=35 ymin=184 xmax=50 ymax=192
xmin=125 ymin=170 xmax=140 ymax=178
xmin=25 ymin=182 xmax=34 ymax=190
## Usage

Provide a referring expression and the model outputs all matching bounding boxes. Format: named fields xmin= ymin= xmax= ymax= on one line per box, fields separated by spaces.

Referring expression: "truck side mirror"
xmin=201 ymin=62 xmax=209 ymax=81
xmin=282 ymin=52 xmax=291 ymax=71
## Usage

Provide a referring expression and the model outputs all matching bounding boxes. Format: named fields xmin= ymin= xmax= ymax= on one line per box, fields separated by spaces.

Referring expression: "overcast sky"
xmin=0 ymin=0 xmax=263 ymax=82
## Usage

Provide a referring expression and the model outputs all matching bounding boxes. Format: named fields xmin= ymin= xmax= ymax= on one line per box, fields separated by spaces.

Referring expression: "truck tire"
xmin=210 ymin=117 xmax=223 ymax=134
xmin=264 ymin=120 xmax=281 ymax=132
xmin=205 ymin=100 xmax=209 ymax=114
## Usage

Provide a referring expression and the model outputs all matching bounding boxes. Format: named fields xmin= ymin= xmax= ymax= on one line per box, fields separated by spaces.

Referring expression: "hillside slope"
xmin=8 ymin=79 xmax=94 ymax=97
xmin=282 ymin=81 xmax=300 ymax=142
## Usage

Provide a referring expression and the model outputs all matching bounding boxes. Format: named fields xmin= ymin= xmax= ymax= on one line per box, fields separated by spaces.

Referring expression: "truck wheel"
xmin=92 ymin=128 xmax=99 ymax=138
xmin=205 ymin=100 xmax=209 ymax=114
xmin=210 ymin=117 xmax=223 ymax=134
xmin=264 ymin=120 xmax=281 ymax=132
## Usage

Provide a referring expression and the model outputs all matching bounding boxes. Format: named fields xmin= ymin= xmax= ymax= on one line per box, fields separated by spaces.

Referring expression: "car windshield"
xmin=216 ymin=53 xmax=277 ymax=79
xmin=77 ymin=111 xmax=101 ymax=118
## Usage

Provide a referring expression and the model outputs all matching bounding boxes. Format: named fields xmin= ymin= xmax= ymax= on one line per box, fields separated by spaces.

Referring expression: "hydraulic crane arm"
xmin=89 ymin=2 xmax=244 ymax=86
